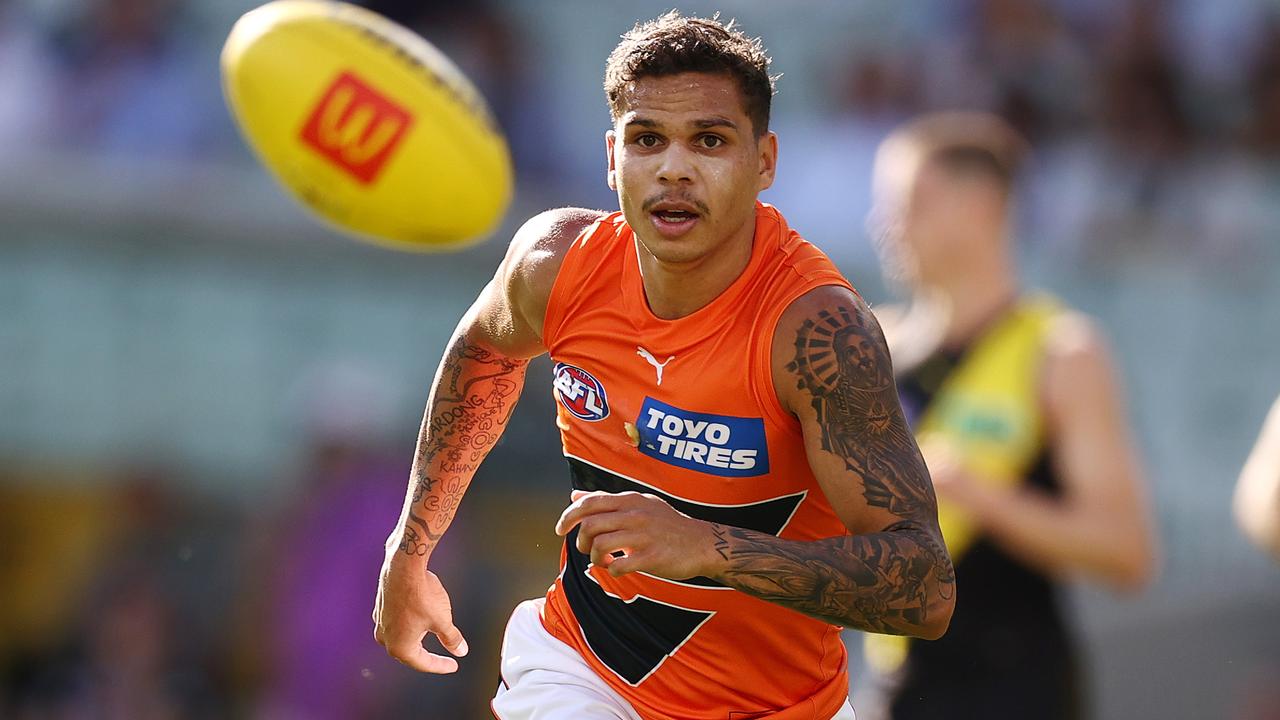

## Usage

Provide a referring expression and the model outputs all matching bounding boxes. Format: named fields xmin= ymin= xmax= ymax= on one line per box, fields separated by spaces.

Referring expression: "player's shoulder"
xmin=769 ymin=284 xmax=880 ymax=412
xmin=775 ymin=284 xmax=873 ymax=336
xmin=1042 ymin=308 xmax=1112 ymax=366
xmin=505 ymin=207 xmax=609 ymax=276
xmin=500 ymin=207 xmax=608 ymax=309
xmin=1040 ymin=308 xmax=1121 ymax=406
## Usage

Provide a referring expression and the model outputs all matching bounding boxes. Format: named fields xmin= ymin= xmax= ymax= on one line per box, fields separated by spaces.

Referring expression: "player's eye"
xmin=698 ymin=134 xmax=725 ymax=149
xmin=636 ymin=134 xmax=661 ymax=148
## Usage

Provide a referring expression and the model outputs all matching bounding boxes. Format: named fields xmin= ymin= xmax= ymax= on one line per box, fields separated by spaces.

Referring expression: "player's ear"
xmin=757 ymin=131 xmax=778 ymax=192
xmin=605 ymin=130 xmax=618 ymax=191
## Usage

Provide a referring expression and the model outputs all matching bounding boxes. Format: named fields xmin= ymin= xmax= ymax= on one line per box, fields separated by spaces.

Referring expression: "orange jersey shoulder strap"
xmin=746 ymin=204 xmax=858 ymax=432
xmin=542 ymin=211 xmax=625 ymax=349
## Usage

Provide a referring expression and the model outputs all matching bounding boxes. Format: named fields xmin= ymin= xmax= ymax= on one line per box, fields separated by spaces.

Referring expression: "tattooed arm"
xmin=712 ymin=286 xmax=954 ymax=638
xmin=556 ymin=286 xmax=954 ymax=638
xmin=373 ymin=207 xmax=604 ymax=673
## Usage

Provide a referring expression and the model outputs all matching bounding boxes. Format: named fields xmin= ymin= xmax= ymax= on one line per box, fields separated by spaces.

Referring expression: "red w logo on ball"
xmin=300 ymin=71 xmax=414 ymax=184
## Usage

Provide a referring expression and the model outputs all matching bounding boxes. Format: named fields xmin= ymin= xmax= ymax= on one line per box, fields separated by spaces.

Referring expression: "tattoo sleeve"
xmin=711 ymin=302 xmax=955 ymax=635
xmin=393 ymin=331 xmax=528 ymax=559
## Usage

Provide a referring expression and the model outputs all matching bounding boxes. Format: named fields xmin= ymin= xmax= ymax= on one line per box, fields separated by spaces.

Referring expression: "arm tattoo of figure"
xmin=397 ymin=333 xmax=528 ymax=557
xmin=789 ymin=305 xmax=936 ymax=517
xmin=713 ymin=303 xmax=954 ymax=634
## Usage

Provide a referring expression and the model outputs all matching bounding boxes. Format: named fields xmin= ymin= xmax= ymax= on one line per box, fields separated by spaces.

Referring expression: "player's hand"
xmin=920 ymin=437 xmax=992 ymax=512
xmin=372 ymin=552 xmax=468 ymax=674
xmin=555 ymin=490 xmax=718 ymax=580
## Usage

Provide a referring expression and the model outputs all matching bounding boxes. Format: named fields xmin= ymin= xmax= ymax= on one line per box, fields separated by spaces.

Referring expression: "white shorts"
xmin=491 ymin=598 xmax=856 ymax=720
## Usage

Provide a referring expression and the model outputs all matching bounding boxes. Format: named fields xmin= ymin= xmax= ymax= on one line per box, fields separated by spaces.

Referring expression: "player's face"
xmin=606 ymin=72 xmax=777 ymax=265
xmin=871 ymin=157 xmax=964 ymax=289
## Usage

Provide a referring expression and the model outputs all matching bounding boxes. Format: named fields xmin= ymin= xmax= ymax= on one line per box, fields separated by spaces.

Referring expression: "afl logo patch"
xmin=553 ymin=363 xmax=609 ymax=421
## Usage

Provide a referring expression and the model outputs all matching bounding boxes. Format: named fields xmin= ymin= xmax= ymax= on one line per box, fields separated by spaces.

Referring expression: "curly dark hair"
xmin=604 ymin=11 xmax=775 ymax=137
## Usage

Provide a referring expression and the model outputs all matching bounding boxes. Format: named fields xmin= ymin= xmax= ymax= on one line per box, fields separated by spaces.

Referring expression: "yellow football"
xmin=221 ymin=0 xmax=513 ymax=250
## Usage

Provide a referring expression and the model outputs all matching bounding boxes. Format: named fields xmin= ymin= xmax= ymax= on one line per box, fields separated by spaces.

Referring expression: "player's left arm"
xmin=557 ymin=286 xmax=956 ymax=638
xmin=709 ymin=286 xmax=955 ymax=637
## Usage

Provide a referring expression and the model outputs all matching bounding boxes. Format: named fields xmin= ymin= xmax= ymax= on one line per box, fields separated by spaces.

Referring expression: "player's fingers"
xmin=557 ymin=491 xmax=610 ymax=528
xmin=433 ymin=622 xmax=470 ymax=658
xmin=555 ymin=491 xmax=618 ymax=536
xmin=606 ymin=551 xmax=643 ymax=577
xmin=588 ymin=530 xmax=640 ymax=567
xmin=371 ymin=599 xmax=383 ymax=643
xmin=390 ymin=643 xmax=460 ymax=674
xmin=576 ymin=513 xmax=633 ymax=554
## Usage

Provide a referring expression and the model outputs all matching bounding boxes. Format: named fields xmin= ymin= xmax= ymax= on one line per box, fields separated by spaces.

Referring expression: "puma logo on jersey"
xmin=553 ymin=362 xmax=609 ymax=421
xmin=636 ymin=347 xmax=675 ymax=385
xmin=635 ymin=397 xmax=770 ymax=477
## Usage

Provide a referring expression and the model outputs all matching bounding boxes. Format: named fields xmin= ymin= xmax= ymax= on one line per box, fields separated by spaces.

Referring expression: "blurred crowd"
xmin=766 ymin=0 xmax=1280 ymax=273
xmin=0 ymin=377 xmax=495 ymax=718
xmin=2 ymin=0 xmax=1279 ymax=718
xmin=0 ymin=0 xmax=1278 ymax=267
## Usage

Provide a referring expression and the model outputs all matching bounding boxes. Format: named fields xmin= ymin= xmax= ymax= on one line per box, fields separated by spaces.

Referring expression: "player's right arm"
xmin=373 ymin=207 xmax=604 ymax=674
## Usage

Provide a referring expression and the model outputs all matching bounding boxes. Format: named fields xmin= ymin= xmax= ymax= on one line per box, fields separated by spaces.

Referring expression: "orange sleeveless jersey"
xmin=540 ymin=203 xmax=856 ymax=720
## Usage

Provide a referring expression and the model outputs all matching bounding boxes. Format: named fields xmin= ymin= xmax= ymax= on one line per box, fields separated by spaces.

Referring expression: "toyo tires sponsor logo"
xmin=636 ymin=397 xmax=769 ymax=477
xmin=553 ymin=362 xmax=609 ymax=421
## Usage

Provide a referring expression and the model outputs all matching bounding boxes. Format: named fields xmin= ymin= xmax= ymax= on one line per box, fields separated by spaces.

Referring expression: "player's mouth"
xmin=649 ymin=202 xmax=702 ymax=237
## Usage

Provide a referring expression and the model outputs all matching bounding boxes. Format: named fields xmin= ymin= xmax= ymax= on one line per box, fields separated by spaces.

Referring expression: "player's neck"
xmin=635 ymin=221 xmax=756 ymax=320
xmin=928 ymin=262 xmax=1019 ymax=348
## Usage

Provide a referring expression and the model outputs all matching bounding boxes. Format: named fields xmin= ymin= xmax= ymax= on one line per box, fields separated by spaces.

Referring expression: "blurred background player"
xmin=1235 ymin=393 xmax=1280 ymax=561
xmin=373 ymin=12 xmax=953 ymax=720
xmin=859 ymin=112 xmax=1157 ymax=720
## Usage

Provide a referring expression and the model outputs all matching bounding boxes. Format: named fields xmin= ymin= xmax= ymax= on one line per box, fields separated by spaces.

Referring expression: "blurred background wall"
xmin=1 ymin=0 xmax=1277 ymax=718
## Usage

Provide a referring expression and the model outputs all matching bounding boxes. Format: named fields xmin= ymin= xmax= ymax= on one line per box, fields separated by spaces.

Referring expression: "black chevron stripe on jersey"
xmin=567 ymin=456 xmax=804 ymax=543
xmin=560 ymin=456 xmax=806 ymax=684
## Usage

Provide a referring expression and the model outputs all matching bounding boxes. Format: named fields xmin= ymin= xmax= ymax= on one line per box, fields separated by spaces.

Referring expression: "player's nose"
xmin=656 ymin=143 xmax=694 ymax=184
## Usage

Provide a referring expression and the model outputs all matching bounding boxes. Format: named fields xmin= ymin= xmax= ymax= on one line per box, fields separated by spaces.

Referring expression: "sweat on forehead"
xmin=614 ymin=74 xmax=747 ymax=122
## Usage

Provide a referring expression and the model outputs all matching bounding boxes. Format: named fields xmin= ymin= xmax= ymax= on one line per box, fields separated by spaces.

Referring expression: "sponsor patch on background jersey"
xmin=553 ymin=363 xmax=609 ymax=421
xmin=635 ymin=397 xmax=769 ymax=477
